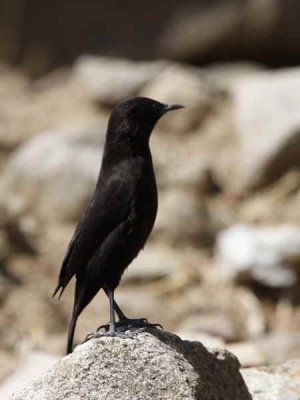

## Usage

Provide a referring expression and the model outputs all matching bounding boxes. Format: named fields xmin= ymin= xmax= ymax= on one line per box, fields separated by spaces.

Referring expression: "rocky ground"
xmin=6 ymin=332 xmax=300 ymax=400
xmin=9 ymin=330 xmax=252 ymax=400
xmin=0 ymin=57 xmax=299 ymax=393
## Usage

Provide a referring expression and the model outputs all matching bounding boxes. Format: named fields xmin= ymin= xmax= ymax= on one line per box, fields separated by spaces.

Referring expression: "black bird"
xmin=53 ymin=97 xmax=184 ymax=354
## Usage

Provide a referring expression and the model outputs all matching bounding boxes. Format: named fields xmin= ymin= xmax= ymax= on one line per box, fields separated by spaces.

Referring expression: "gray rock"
xmin=178 ymin=285 xmax=265 ymax=342
xmin=0 ymin=122 xmax=104 ymax=222
xmin=254 ymin=333 xmax=300 ymax=365
xmin=242 ymin=359 xmax=300 ymax=400
xmin=226 ymin=342 xmax=266 ymax=368
xmin=0 ymin=65 xmax=98 ymax=152
xmin=216 ymin=224 xmax=300 ymax=287
xmin=232 ymin=68 xmax=300 ymax=191
xmin=229 ymin=334 xmax=300 ymax=367
xmin=0 ymin=352 xmax=59 ymax=400
xmin=0 ymin=67 xmax=31 ymax=150
xmin=73 ymin=56 xmax=167 ymax=105
xmin=177 ymin=312 xmax=240 ymax=343
xmin=175 ymin=331 xmax=225 ymax=348
xmin=10 ymin=330 xmax=251 ymax=400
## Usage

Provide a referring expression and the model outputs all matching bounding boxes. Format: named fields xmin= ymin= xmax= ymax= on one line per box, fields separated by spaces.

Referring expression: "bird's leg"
xmin=112 ymin=298 xmax=127 ymax=320
xmin=103 ymin=287 xmax=128 ymax=320
xmin=83 ymin=288 xmax=129 ymax=344
xmin=97 ymin=288 xmax=162 ymax=333
xmin=113 ymin=301 xmax=127 ymax=320
xmin=96 ymin=289 xmax=128 ymax=332
xmin=107 ymin=288 xmax=116 ymax=333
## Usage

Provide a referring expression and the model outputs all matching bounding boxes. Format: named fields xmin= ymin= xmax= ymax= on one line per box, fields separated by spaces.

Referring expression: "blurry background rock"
xmin=216 ymin=224 xmax=300 ymax=288
xmin=2 ymin=0 xmax=300 ymax=75
xmin=0 ymin=0 xmax=300 ymax=397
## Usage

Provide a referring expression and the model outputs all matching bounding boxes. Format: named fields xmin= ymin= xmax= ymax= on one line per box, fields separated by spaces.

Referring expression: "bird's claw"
xmin=97 ymin=318 xmax=163 ymax=333
xmin=82 ymin=329 xmax=139 ymax=345
xmin=82 ymin=319 xmax=163 ymax=348
xmin=84 ymin=331 xmax=110 ymax=342
xmin=97 ymin=323 xmax=110 ymax=332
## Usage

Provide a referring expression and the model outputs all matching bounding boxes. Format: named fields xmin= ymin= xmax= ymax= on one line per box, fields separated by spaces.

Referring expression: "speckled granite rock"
xmin=10 ymin=330 xmax=251 ymax=400
xmin=242 ymin=359 xmax=300 ymax=400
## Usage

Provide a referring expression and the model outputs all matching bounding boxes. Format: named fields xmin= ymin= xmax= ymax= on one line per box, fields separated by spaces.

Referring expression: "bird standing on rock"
xmin=53 ymin=97 xmax=184 ymax=354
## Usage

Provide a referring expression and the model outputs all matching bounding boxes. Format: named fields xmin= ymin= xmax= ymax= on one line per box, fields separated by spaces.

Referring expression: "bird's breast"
xmin=127 ymin=157 xmax=158 ymax=245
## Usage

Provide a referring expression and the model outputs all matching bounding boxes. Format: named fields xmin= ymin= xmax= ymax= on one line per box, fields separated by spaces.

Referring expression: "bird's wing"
xmin=53 ymin=174 xmax=132 ymax=298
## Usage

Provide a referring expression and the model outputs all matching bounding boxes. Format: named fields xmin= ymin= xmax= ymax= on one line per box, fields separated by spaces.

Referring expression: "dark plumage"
xmin=53 ymin=97 xmax=184 ymax=354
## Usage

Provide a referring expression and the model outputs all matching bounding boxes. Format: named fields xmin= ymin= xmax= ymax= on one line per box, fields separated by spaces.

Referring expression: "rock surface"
xmin=242 ymin=359 xmax=300 ymax=400
xmin=10 ymin=330 xmax=251 ymax=400
xmin=0 ymin=122 xmax=104 ymax=222
xmin=0 ymin=352 xmax=59 ymax=400
xmin=216 ymin=224 xmax=300 ymax=287
xmin=232 ymin=68 xmax=300 ymax=191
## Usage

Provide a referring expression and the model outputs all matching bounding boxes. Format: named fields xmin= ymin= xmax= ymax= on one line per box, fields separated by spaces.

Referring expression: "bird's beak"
xmin=163 ymin=103 xmax=185 ymax=113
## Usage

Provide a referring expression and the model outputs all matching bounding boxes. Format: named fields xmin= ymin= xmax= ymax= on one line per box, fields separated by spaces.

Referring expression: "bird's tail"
xmin=67 ymin=308 xmax=80 ymax=355
xmin=53 ymin=274 xmax=72 ymax=299
xmin=66 ymin=277 xmax=90 ymax=355
xmin=52 ymin=283 xmax=65 ymax=300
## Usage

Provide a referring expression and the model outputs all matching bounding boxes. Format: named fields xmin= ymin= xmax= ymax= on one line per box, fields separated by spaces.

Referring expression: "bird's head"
xmin=106 ymin=97 xmax=184 ymax=148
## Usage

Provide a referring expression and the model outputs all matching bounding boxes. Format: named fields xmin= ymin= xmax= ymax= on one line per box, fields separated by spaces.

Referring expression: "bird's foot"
xmin=97 ymin=317 xmax=163 ymax=333
xmin=82 ymin=329 xmax=136 ymax=345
